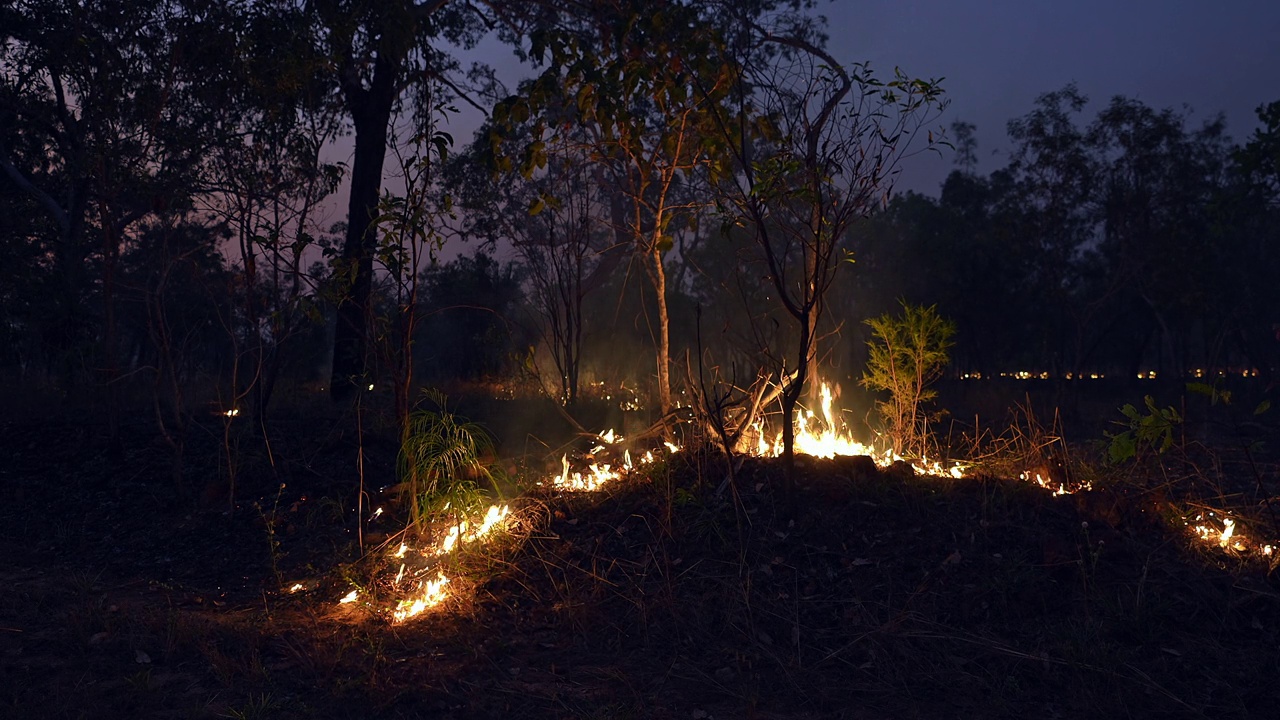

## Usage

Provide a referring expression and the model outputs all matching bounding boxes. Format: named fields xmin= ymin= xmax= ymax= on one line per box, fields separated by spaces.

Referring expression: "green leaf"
xmin=1186 ymin=382 xmax=1215 ymax=397
xmin=1255 ymin=399 xmax=1272 ymax=415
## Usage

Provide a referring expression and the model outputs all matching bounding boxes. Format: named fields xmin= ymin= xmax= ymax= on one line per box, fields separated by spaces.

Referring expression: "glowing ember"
xmin=1020 ymin=471 xmax=1072 ymax=496
xmin=223 ymin=408 xmax=240 ymax=417
xmin=288 ymin=583 xmax=305 ymax=593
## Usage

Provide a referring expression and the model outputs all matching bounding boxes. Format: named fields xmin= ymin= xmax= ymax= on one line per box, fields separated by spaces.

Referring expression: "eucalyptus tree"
xmin=711 ymin=25 xmax=947 ymax=479
xmin=1085 ymin=96 xmax=1229 ymax=377
xmin=1215 ymin=100 xmax=1280 ymax=379
xmin=451 ymin=114 xmax=619 ymax=409
xmin=199 ymin=0 xmax=345 ymax=426
xmin=310 ymin=0 xmax=516 ymax=403
xmin=492 ymin=0 xmax=740 ymax=419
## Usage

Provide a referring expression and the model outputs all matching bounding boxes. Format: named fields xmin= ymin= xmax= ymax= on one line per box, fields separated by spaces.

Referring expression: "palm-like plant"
xmin=398 ymin=390 xmax=500 ymax=531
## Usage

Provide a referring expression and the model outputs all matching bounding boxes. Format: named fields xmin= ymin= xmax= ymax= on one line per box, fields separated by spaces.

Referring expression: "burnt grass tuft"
xmin=1 ymin=417 xmax=1278 ymax=719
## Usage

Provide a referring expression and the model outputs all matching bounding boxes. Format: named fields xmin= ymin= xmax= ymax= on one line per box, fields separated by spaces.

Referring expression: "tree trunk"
xmin=329 ymin=76 xmax=396 ymax=403
xmin=649 ymin=245 xmax=673 ymax=416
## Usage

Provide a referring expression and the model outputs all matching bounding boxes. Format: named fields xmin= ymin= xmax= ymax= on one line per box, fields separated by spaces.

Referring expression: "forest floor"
xmin=2 ymin=403 xmax=1279 ymax=719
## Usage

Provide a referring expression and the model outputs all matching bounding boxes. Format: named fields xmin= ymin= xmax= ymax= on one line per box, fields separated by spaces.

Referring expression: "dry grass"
xmin=2 ymin=410 xmax=1279 ymax=718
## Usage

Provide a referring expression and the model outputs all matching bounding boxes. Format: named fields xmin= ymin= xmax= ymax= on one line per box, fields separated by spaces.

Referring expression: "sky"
xmin=444 ymin=0 xmax=1280 ymax=197
xmin=812 ymin=0 xmax=1280 ymax=194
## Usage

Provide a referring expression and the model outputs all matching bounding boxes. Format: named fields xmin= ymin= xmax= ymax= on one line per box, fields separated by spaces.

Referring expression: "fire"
xmin=756 ymin=383 xmax=967 ymax=479
xmin=343 ymin=381 xmax=1278 ymax=621
xmin=1020 ymin=471 xmax=1072 ymax=496
xmin=392 ymin=572 xmax=450 ymax=622
xmin=550 ymin=453 xmax=622 ymax=492
xmin=435 ymin=504 xmax=511 ymax=555
xmin=1189 ymin=513 xmax=1249 ymax=552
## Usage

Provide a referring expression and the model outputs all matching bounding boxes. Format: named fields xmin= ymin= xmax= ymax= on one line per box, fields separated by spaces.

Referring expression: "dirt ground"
xmin=2 ymin=402 xmax=1278 ymax=719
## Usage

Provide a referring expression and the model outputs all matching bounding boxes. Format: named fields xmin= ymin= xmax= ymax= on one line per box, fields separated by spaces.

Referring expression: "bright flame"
xmin=393 ymin=572 xmax=450 ymax=622
xmin=357 ymin=382 xmax=1280 ymax=623
xmin=1190 ymin=514 xmax=1251 ymax=551
xmin=1220 ymin=518 xmax=1236 ymax=548
xmin=754 ymin=383 xmax=968 ymax=479
xmin=224 ymin=408 xmax=240 ymax=417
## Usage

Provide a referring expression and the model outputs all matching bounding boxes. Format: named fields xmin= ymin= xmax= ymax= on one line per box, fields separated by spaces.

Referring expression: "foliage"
xmin=861 ymin=302 xmax=955 ymax=456
xmin=397 ymin=390 xmax=501 ymax=531
xmin=492 ymin=1 xmax=742 ymax=416
xmin=1103 ymin=395 xmax=1182 ymax=465
xmin=414 ymin=251 xmax=526 ymax=383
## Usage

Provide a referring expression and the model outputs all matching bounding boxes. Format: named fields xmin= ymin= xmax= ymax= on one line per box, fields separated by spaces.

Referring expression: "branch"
xmin=0 ymin=143 xmax=71 ymax=238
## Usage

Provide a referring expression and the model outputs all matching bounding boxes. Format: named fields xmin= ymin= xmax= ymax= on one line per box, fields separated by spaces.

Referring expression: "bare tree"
xmin=714 ymin=29 xmax=947 ymax=495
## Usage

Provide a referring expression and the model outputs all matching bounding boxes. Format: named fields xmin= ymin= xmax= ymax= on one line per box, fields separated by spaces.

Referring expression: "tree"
xmin=714 ymin=25 xmax=946 ymax=490
xmin=452 ymin=118 xmax=620 ymax=408
xmin=201 ymin=0 xmax=344 ymax=427
xmin=495 ymin=0 xmax=740 ymax=420
xmin=0 ymin=0 xmax=236 ymax=453
xmin=312 ymin=0 xmax=501 ymax=402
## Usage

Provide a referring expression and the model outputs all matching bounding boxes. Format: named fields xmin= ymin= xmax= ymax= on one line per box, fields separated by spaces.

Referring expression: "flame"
xmin=1220 ymin=518 xmax=1236 ymax=548
xmin=392 ymin=572 xmax=450 ymax=621
xmin=754 ymin=382 xmax=968 ymax=479
xmin=1189 ymin=513 xmax=1251 ymax=552
xmin=350 ymin=381 xmax=1279 ymax=620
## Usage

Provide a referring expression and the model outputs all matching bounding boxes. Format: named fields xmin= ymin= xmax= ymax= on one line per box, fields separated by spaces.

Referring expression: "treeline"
xmin=1 ymin=0 xmax=1276 ymax=462
xmin=843 ymin=88 xmax=1280 ymax=384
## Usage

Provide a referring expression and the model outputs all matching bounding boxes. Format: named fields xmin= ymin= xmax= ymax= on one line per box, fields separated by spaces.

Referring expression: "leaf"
xmin=1255 ymin=399 xmax=1271 ymax=416
xmin=1186 ymin=382 xmax=1215 ymax=397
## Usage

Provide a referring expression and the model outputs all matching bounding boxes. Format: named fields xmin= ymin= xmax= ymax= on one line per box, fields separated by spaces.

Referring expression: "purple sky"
xmin=452 ymin=0 xmax=1280 ymax=195
xmin=817 ymin=0 xmax=1280 ymax=193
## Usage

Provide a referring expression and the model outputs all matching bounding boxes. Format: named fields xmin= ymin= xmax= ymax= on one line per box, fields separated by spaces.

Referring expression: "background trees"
xmin=0 ymin=0 xmax=1277 ymax=480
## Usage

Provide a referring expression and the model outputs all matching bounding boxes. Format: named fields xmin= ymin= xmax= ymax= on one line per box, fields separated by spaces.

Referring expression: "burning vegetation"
xmin=2 ymin=0 xmax=1279 ymax=717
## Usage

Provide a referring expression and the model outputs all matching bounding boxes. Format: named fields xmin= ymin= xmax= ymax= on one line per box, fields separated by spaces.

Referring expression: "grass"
xmin=0 ymin=405 xmax=1277 ymax=718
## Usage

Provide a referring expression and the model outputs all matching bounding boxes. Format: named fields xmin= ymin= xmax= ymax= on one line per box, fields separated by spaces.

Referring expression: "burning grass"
xmin=349 ymin=384 xmax=1277 ymax=626
xmin=2 ymin=391 xmax=1278 ymax=718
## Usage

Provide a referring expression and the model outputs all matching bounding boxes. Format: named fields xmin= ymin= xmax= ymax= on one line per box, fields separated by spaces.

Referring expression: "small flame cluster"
xmin=331 ymin=504 xmax=512 ymax=622
xmin=1184 ymin=511 xmax=1275 ymax=557
xmin=545 ymin=430 xmax=674 ymax=493
xmin=1019 ymin=471 xmax=1083 ymax=497
xmin=755 ymin=384 xmax=966 ymax=479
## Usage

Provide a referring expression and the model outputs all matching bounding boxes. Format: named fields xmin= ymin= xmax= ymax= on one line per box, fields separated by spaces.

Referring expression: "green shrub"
xmin=861 ymin=301 xmax=955 ymax=456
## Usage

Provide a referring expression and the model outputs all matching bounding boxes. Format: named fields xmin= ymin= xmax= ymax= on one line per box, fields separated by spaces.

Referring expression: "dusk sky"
xmin=449 ymin=0 xmax=1280 ymax=197
xmin=816 ymin=0 xmax=1280 ymax=193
